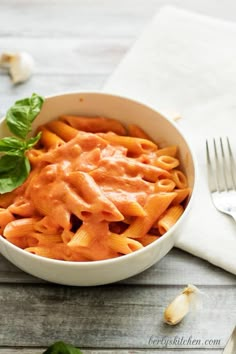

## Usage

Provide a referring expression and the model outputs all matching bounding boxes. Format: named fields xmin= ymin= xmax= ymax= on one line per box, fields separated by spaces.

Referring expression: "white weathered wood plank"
xmin=0 ymin=38 xmax=131 ymax=74
xmin=0 ymin=349 xmax=222 ymax=354
xmin=0 ymin=248 xmax=235 ymax=285
xmin=0 ymin=284 xmax=234 ymax=349
xmin=0 ymin=1 xmax=235 ymax=352
xmin=2 ymin=0 xmax=236 ymax=40
xmin=0 ymin=74 xmax=106 ymax=116
xmin=0 ymin=0 xmax=157 ymax=39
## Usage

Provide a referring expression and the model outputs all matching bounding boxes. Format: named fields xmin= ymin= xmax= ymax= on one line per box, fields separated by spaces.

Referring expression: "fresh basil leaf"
xmin=0 ymin=156 xmax=30 ymax=193
xmin=43 ymin=341 xmax=82 ymax=354
xmin=26 ymin=131 xmax=42 ymax=149
xmin=6 ymin=93 xmax=44 ymax=139
xmin=0 ymin=137 xmax=25 ymax=156
xmin=0 ymin=155 xmax=22 ymax=172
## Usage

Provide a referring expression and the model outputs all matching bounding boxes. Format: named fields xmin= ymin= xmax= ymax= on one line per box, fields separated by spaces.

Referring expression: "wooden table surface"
xmin=0 ymin=1 xmax=236 ymax=353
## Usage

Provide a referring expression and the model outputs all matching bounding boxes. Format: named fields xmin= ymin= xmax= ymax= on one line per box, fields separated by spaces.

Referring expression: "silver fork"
xmin=206 ymin=137 xmax=236 ymax=222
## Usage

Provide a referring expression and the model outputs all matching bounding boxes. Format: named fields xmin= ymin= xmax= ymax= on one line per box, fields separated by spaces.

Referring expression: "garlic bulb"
xmin=164 ymin=284 xmax=200 ymax=325
xmin=0 ymin=51 xmax=34 ymax=84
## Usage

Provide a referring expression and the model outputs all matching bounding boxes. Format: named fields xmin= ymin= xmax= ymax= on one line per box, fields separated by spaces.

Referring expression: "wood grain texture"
xmin=0 ymin=284 xmax=234 ymax=349
xmin=0 ymin=75 xmax=106 ymax=116
xmin=0 ymin=0 xmax=236 ymax=353
xmin=0 ymin=38 xmax=131 ymax=74
xmin=0 ymin=248 xmax=235 ymax=286
xmin=1 ymin=0 xmax=236 ymax=40
xmin=0 ymin=350 xmax=223 ymax=354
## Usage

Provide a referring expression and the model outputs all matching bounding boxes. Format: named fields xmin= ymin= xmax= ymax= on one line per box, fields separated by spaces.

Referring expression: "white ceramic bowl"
xmin=0 ymin=92 xmax=196 ymax=286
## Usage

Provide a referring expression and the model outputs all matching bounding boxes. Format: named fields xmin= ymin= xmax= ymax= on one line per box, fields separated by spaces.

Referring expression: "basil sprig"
xmin=0 ymin=93 xmax=44 ymax=194
xmin=43 ymin=341 xmax=82 ymax=354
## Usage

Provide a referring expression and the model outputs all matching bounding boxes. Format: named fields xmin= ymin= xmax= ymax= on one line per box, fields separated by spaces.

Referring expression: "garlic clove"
xmin=0 ymin=51 xmax=34 ymax=84
xmin=164 ymin=284 xmax=200 ymax=325
xmin=0 ymin=52 xmax=15 ymax=68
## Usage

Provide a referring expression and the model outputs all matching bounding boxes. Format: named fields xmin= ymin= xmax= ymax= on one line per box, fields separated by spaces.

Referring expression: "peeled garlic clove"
xmin=164 ymin=284 xmax=200 ymax=325
xmin=0 ymin=53 xmax=15 ymax=68
xmin=0 ymin=51 xmax=34 ymax=84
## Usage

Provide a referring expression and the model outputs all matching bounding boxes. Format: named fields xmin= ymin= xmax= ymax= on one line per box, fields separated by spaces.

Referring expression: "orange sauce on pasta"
xmin=0 ymin=117 xmax=190 ymax=261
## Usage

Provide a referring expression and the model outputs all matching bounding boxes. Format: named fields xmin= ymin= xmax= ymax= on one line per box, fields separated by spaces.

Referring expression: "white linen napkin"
xmin=103 ymin=6 xmax=236 ymax=275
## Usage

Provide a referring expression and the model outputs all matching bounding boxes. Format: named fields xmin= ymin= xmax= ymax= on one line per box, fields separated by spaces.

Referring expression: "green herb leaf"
xmin=0 ymin=93 xmax=44 ymax=194
xmin=0 ymin=137 xmax=25 ymax=156
xmin=0 ymin=155 xmax=30 ymax=193
xmin=6 ymin=93 xmax=44 ymax=139
xmin=26 ymin=131 xmax=42 ymax=149
xmin=43 ymin=341 xmax=83 ymax=354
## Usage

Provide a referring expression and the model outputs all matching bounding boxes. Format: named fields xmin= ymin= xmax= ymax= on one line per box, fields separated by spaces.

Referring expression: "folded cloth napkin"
xmin=103 ymin=6 xmax=236 ymax=275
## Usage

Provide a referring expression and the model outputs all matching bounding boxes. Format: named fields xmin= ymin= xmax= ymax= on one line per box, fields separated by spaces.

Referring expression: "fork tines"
xmin=206 ymin=137 xmax=236 ymax=193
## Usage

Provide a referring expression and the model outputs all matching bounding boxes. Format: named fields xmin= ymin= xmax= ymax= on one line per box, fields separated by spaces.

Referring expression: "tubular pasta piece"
xmin=26 ymin=149 xmax=46 ymax=166
xmin=60 ymin=115 xmax=127 ymax=135
xmin=114 ymin=201 xmax=147 ymax=217
xmin=3 ymin=218 xmax=40 ymax=238
xmin=0 ymin=191 xmax=18 ymax=208
xmin=26 ymin=243 xmax=72 ymax=260
xmin=68 ymin=224 xmax=94 ymax=248
xmin=27 ymin=232 xmax=62 ymax=247
xmin=122 ymin=192 xmax=177 ymax=239
xmin=64 ymin=185 xmax=92 ymax=220
xmin=155 ymin=179 xmax=176 ymax=193
xmin=39 ymin=126 xmax=65 ymax=149
xmin=139 ymin=234 xmax=160 ymax=246
xmin=171 ymin=188 xmax=191 ymax=205
xmin=61 ymin=229 xmax=74 ymax=244
xmin=128 ymin=124 xmax=153 ymax=141
xmin=156 ymin=146 xmax=177 ymax=157
xmin=170 ymin=170 xmax=188 ymax=189
xmin=69 ymin=221 xmax=109 ymax=249
xmin=9 ymin=236 xmax=28 ymax=249
xmin=108 ymin=233 xmax=143 ymax=254
xmin=154 ymin=156 xmax=179 ymax=170
xmin=99 ymin=132 xmax=157 ymax=155
xmin=66 ymin=171 xmax=124 ymax=221
xmin=8 ymin=197 xmax=35 ymax=217
xmin=29 ymin=179 xmax=71 ymax=230
xmin=0 ymin=115 xmax=189 ymax=262
xmin=34 ymin=216 xmax=61 ymax=234
xmin=46 ymin=120 xmax=79 ymax=141
xmin=106 ymin=157 xmax=170 ymax=182
xmin=0 ymin=209 xmax=15 ymax=234
xmin=157 ymin=205 xmax=184 ymax=235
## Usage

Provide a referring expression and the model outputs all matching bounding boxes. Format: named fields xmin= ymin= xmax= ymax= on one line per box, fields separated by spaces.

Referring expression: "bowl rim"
xmin=0 ymin=90 xmax=198 ymax=268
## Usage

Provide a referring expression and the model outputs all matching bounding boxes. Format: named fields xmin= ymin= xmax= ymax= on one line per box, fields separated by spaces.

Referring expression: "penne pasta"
xmin=138 ymin=234 xmax=160 ymax=246
xmin=155 ymin=179 xmax=176 ymax=193
xmin=157 ymin=205 xmax=184 ymax=235
xmin=3 ymin=218 xmax=40 ymax=239
xmin=68 ymin=224 xmax=94 ymax=248
xmin=156 ymin=145 xmax=177 ymax=157
xmin=46 ymin=120 xmax=79 ymax=141
xmin=170 ymin=170 xmax=188 ymax=189
xmin=128 ymin=124 xmax=153 ymax=140
xmin=0 ymin=209 xmax=15 ymax=234
xmin=122 ymin=192 xmax=177 ymax=239
xmin=99 ymin=132 xmax=158 ymax=155
xmin=60 ymin=115 xmax=127 ymax=135
xmin=108 ymin=233 xmax=143 ymax=254
xmin=154 ymin=155 xmax=179 ymax=170
xmin=0 ymin=191 xmax=18 ymax=208
xmin=8 ymin=197 xmax=35 ymax=217
xmin=39 ymin=126 xmax=65 ymax=149
xmin=0 ymin=115 xmax=190 ymax=261
xmin=171 ymin=188 xmax=191 ymax=205
xmin=27 ymin=232 xmax=62 ymax=247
